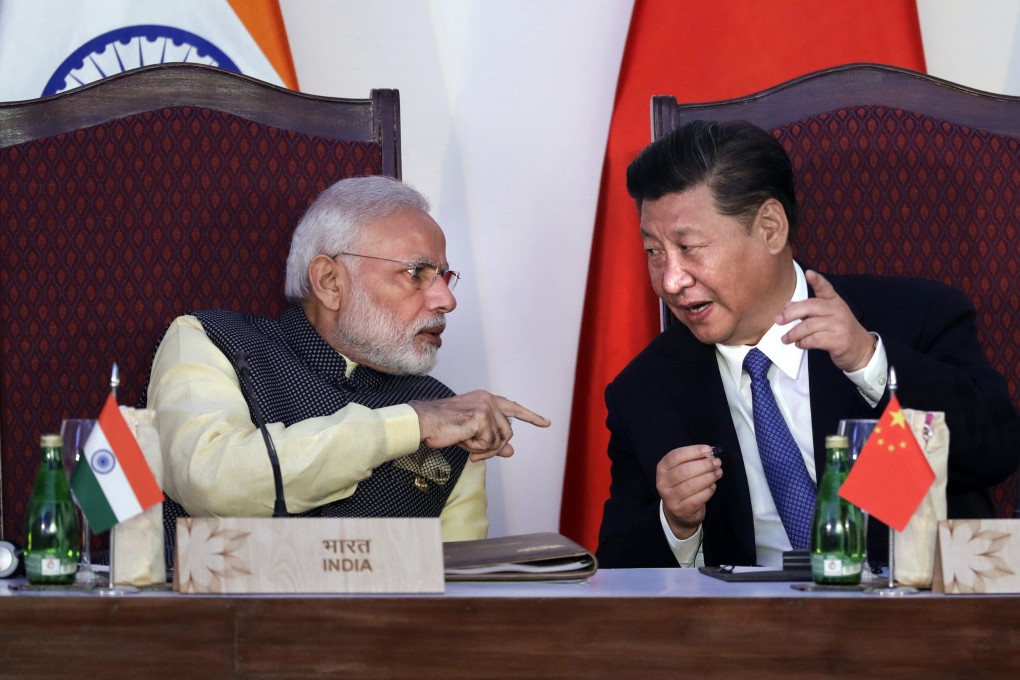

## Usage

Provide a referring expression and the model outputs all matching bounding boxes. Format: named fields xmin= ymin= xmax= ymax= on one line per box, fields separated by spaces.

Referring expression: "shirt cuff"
xmin=375 ymin=403 xmax=424 ymax=456
xmin=844 ymin=333 xmax=888 ymax=407
xmin=659 ymin=501 xmax=703 ymax=567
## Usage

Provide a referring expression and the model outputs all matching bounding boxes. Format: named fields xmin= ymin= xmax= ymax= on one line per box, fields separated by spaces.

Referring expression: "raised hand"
xmin=410 ymin=391 xmax=551 ymax=462
xmin=778 ymin=269 xmax=876 ymax=372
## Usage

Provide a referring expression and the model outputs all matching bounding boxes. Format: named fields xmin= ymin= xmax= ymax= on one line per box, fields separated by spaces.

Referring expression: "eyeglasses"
xmin=335 ymin=252 xmax=460 ymax=291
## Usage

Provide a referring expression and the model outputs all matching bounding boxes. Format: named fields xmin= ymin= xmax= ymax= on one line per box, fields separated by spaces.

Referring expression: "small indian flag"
xmin=71 ymin=393 xmax=163 ymax=533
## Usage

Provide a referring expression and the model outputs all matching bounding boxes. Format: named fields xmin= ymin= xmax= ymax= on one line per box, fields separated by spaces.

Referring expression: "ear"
xmin=307 ymin=254 xmax=348 ymax=312
xmin=755 ymin=198 xmax=790 ymax=255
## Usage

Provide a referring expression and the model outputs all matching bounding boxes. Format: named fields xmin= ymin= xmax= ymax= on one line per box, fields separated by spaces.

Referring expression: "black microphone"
xmin=235 ymin=350 xmax=290 ymax=517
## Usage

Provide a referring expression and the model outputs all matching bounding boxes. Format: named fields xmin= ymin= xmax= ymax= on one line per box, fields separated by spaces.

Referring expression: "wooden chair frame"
xmin=0 ymin=63 xmax=400 ymax=548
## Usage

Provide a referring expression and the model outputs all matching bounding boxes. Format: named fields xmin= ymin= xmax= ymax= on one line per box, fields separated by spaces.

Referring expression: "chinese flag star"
xmin=839 ymin=395 xmax=935 ymax=531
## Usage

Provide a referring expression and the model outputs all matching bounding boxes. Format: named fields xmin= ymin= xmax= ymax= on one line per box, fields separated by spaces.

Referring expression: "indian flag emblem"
xmin=91 ymin=449 xmax=117 ymax=475
xmin=71 ymin=393 xmax=162 ymax=533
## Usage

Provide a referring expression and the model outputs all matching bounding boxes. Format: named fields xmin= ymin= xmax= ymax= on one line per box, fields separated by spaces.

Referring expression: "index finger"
xmin=805 ymin=269 xmax=837 ymax=298
xmin=496 ymin=397 xmax=551 ymax=428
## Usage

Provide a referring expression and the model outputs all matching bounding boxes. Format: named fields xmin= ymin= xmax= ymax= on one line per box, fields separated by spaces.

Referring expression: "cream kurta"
xmin=147 ymin=315 xmax=487 ymax=542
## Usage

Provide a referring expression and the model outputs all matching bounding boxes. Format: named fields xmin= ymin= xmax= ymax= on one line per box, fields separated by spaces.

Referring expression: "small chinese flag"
xmin=839 ymin=395 xmax=935 ymax=531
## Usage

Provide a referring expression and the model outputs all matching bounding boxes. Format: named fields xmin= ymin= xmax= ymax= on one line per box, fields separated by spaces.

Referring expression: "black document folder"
xmin=443 ymin=532 xmax=597 ymax=582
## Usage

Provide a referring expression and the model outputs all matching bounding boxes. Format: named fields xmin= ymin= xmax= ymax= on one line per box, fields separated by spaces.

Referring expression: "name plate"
xmin=173 ymin=517 xmax=444 ymax=594
xmin=932 ymin=519 xmax=1020 ymax=594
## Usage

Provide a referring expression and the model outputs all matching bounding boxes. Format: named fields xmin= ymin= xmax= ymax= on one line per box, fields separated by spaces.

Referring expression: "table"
xmin=1 ymin=568 xmax=1017 ymax=679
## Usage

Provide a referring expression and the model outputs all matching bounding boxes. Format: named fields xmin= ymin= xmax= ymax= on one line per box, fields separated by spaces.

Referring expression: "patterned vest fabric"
xmin=161 ymin=306 xmax=469 ymax=564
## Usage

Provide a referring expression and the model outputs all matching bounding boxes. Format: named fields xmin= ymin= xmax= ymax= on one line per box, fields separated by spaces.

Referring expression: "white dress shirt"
xmin=661 ymin=263 xmax=888 ymax=567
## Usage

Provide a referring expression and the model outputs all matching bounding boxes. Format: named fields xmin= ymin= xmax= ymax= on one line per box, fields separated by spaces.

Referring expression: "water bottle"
xmin=25 ymin=433 xmax=81 ymax=584
xmin=810 ymin=434 xmax=865 ymax=585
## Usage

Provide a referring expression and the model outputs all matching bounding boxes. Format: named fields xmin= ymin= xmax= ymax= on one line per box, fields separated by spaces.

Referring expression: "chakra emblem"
xmin=44 ymin=25 xmax=239 ymax=97
xmin=90 ymin=448 xmax=116 ymax=475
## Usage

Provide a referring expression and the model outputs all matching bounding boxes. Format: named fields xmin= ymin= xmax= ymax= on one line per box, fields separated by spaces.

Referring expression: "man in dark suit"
xmin=596 ymin=120 xmax=1020 ymax=568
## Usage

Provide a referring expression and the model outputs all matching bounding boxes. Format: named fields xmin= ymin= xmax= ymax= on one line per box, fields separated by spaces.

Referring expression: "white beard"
xmin=332 ymin=285 xmax=442 ymax=376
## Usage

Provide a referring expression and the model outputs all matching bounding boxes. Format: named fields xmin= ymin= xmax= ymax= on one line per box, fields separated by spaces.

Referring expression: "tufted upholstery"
xmin=653 ymin=64 xmax=1020 ymax=517
xmin=0 ymin=64 xmax=400 ymax=548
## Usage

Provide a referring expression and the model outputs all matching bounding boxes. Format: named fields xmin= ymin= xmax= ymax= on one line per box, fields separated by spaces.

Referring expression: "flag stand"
xmin=93 ymin=363 xmax=139 ymax=596
xmin=863 ymin=525 xmax=918 ymax=597
xmin=95 ymin=529 xmax=138 ymax=596
xmin=864 ymin=367 xmax=919 ymax=597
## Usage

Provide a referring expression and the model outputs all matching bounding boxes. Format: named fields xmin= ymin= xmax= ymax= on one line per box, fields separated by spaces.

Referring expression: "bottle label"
xmin=814 ymin=554 xmax=863 ymax=577
xmin=37 ymin=555 xmax=77 ymax=576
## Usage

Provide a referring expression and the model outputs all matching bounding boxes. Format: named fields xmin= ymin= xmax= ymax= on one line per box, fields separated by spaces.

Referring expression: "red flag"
xmin=560 ymin=0 xmax=927 ymax=551
xmin=839 ymin=395 xmax=935 ymax=531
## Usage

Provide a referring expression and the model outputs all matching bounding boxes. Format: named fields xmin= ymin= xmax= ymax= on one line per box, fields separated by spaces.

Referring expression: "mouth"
xmin=417 ymin=320 xmax=446 ymax=347
xmin=675 ymin=300 xmax=713 ymax=321
xmin=684 ymin=301 xmax=711 ymax=314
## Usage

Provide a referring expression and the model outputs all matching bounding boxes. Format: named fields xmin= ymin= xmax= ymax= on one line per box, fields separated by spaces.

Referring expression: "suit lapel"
xmin=662 ymin=328 xmax=758 ymax=565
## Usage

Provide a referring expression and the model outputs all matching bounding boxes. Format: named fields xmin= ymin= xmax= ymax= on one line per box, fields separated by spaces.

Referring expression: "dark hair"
xmin=626 ymin=120 xmax=798 ymax=237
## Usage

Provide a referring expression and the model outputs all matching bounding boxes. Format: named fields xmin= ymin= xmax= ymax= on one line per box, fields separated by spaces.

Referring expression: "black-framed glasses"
xmin=335 ymin=252 xmax=460 ymax=291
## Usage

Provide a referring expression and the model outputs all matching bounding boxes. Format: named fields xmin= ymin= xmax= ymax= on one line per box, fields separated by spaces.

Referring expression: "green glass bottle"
xmin=25 ymin=433 xmax=81 ymax=585
xmin=810 ymin=434 xmax=865 ymax=585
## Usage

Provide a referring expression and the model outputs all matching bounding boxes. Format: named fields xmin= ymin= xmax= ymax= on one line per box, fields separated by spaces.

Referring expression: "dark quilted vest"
xmin=161 ymin=306 xmax=469 ymax=566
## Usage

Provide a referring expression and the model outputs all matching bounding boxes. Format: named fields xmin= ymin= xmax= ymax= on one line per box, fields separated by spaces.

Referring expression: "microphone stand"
xmin=235 ymin=351 xmax=289 ymax=517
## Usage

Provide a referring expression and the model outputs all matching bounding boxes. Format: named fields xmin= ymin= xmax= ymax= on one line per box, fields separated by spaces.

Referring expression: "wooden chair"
xmin=0 ymin=63 xmax=400 ymax=549
xmin=652 ymin=63 xmax=1020 ymax=517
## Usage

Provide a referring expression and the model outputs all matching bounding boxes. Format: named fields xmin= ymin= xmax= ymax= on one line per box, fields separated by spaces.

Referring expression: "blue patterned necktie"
xmin=743 ymin=347 xmax=816 ymax=549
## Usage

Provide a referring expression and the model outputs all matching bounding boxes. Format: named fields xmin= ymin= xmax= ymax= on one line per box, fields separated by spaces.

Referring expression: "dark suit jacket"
xmin=596 ymin=273 xmax=1020 ymax=568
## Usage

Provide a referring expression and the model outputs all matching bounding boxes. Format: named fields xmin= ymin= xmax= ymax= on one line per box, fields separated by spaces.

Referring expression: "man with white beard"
xmin=147 ymin=176 xmax=549 ymax=561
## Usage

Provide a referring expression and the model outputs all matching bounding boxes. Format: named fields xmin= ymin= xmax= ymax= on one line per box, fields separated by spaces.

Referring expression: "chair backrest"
xmin=652 ymin=63 xmax=1020 ymax=517
xmin=0 ymin=63 xmax=400 ymax=547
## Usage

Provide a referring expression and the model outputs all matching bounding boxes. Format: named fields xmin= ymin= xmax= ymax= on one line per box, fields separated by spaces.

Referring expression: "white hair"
xmin=284 ymin=176 xmax=430 ymax=302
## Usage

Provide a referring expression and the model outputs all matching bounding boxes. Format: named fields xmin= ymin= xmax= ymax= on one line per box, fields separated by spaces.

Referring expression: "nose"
xmin=427 ymin=275 xmax=457 ymax=313
xmin=660 ymin=255 xmax=695 ymax=295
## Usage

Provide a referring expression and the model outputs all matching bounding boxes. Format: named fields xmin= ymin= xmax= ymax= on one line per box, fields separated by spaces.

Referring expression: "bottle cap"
xmin=39 ymin=433 xmax=62 ymax=447
xmin=825 ymin=434 xmax=850 ymax=449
